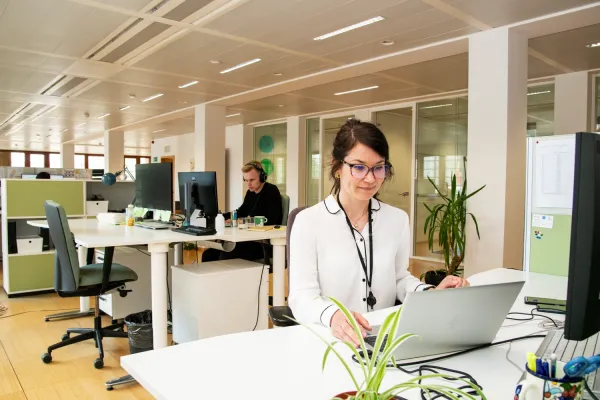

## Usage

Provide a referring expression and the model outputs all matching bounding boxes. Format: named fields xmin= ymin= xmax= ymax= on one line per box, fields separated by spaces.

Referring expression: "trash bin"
xmin=124 ymin=310 xmax=153 ymax=354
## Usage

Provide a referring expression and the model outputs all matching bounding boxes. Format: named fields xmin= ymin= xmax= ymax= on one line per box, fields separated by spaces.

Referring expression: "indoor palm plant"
xmin=422 ymin=172 xmax=485 ymax=285
xmin=300 ymin=298 xmax=486 ymax=400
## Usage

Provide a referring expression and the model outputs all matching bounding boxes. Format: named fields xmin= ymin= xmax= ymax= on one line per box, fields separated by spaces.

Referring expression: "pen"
xmin=536 ymin=358 xmax=542 ymax=375
xmin=527 ymin=353 xmax=537 ymax=371
xmin=550 ymin=354 xmax=557 ymax=378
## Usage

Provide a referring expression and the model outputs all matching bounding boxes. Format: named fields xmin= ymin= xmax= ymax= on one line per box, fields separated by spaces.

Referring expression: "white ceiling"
xmin=0 ymin=0 xmax=598 ymax=155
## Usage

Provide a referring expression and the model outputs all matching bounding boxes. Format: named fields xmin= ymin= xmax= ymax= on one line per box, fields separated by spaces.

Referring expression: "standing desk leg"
xmin=173 ymin=243 xmax=183 ymax=265
xmin=148 ymin=243 xmax=169 ymax=349
xmin=44 ymin=245 xmax=94 ymax=322
xmin=270 ymin=238 xmax=287 ymax=307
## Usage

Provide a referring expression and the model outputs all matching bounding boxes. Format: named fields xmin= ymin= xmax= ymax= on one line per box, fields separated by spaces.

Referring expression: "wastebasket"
xmin=124 ymin=310 xmax=153 ymax=354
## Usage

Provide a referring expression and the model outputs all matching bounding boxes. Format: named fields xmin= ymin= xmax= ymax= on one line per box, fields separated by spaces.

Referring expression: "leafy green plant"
xmin=299 ymin=298 xmax=486 ymax=400
xmin=183 ymin=242 xmax=197 ymax=251
xmin=423 ymin=173 xmax=485 ymax=277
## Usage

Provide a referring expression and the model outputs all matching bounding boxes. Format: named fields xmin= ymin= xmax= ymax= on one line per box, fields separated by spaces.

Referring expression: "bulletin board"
xmin=525 ymin=135 xmax=575 ymax=276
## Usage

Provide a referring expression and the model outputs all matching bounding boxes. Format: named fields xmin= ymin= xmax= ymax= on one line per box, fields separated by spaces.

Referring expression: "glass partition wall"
xmin=306 ymin=118 xmax=320 ymax=207
xmin=526 ymin=83 xmax=555 ymax=137
xmin=254 ymin=123 xmax=287 ymax=194
xmin=414 ymin=97 xmax=468 ymax=259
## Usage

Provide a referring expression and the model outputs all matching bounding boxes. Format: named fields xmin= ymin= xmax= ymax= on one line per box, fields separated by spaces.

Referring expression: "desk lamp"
xmin=101 ymin=166 xmax=135 ymax=186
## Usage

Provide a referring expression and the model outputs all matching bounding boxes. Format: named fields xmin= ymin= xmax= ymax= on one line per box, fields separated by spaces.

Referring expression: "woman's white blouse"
xmin=288 ymin=195 xmax=432 ymax=326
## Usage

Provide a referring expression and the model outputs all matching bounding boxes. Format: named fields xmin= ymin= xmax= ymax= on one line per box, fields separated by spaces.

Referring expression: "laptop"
xmin=365 ymin=281 xmax=525 ymax=360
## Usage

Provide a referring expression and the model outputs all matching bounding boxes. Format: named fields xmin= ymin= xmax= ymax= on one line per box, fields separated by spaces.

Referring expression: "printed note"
xmin=532 ymin=214 xmax=554 ymax=229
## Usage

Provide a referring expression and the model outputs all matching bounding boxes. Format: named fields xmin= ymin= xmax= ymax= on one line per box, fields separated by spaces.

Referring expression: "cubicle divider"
xmin=524 ymin=135 xmax=575 ymax=276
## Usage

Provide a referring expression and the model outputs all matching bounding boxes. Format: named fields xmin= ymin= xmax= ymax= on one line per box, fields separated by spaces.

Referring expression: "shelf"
xmin=8 ymin=250 xmax=55 ymax=257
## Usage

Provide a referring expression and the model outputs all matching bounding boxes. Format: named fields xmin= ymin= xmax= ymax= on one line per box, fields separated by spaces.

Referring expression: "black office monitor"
xmin=178 ymin=172 xmax=218 ymax=221
xmin=564 ymin=132 xmax=600 ymax=341
xmin=134 ymin=163 xmax=173 ymax=212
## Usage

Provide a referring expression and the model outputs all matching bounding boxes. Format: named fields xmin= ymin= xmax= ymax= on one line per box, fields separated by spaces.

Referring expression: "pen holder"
xmin=514 ymin=361 xmax=584 ymax=400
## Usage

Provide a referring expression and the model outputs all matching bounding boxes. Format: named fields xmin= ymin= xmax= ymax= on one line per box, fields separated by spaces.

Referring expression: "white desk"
xmin=27 ymin=219 xmax=287 ymax=350
xmin=120 ymin=268 xmax=567 ymax=399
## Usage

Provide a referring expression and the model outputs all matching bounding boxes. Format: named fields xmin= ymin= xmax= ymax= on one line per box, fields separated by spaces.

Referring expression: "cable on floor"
xmin=0 ymin=308 xmax=78 ymax=320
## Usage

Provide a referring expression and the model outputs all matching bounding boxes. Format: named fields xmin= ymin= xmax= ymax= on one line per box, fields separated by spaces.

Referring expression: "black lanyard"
xmin=336 ymin=195 xmax=377 ymax=310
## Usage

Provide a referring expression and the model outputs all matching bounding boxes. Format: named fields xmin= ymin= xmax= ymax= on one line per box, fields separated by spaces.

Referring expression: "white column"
xmin=60 ymin=143 xmax=74 ymax=168
xmin=194 ymin=104 xmax=226 ymax=212
xmin=354 ymin=109 xmax=372 ymax=122
xmin=104 ymin=130 xmax=124 ymax=173
xmin=286 ymin=116 xmax=306 ymax=210
xmin=464 ymin=27 xmax=528 ymax=277
xmin=225 ymin=124 xmax=253 ymax=211
xmin=555 ymin=71 xmax=593 ymax=135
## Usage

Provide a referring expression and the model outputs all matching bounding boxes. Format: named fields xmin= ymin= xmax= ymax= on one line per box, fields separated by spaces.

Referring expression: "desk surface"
xmin=27 ymin=219 xmax=286 ymax=248
xmin=121 ymin=268 xmax=566 ymax=400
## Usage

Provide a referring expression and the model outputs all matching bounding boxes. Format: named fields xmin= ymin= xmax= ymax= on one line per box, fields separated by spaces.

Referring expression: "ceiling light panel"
xmin=178 ymin=80 xmax=199 ymax=89
xmin=527 ymin=90 xmax=551 ymax=96
xmin=220 ymin=58 xmax=261 ymax=74
xmin=313 ymin=16 xmax=385 ymax=41
xmin=334 ymin=85 xmax=379 ymax=96
xmin=142 ymin=93 xmax=164 ymax=102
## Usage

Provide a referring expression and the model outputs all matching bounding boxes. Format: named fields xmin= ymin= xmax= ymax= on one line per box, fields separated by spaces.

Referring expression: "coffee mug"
xmin=514 ymin=362 xmax=584 ymax=400
xmin=254 ymin=216 xmax=268 ymax=227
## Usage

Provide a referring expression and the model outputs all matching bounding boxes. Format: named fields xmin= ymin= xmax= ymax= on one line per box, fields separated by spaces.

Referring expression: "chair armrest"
xmin=101 ymin=247 xmax=114 ymax=293
xmin=269 ymin=306 xmax=297 ymax=327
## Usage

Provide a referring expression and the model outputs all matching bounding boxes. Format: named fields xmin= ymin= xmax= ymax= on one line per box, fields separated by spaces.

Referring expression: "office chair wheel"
xmin=61 ymin=333 xmax=70 ymax=341
xmin=94 ymin=358 xmax=104 ymax=369
xmin=106 ymin=386 xmax=113 ymax=391
xmin=41 ymin=353 xmax=52 ymax=364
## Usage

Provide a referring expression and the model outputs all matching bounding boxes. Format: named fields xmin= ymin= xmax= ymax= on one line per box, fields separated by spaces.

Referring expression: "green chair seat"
xmin=79 ymin=263 xmax=138 ymax=287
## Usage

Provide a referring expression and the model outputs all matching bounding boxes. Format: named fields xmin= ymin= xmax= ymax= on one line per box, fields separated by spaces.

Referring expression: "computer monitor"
xmin=564 ymin=131 xmax=600 ymax=341
xmin=134 ymin=163 xmax=173 ymax=212
xmin=178 ymin=172 xmax=218 ymax=225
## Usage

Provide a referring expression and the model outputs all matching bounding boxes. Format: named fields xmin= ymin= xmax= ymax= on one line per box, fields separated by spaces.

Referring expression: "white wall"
xmin=150 ymin=133 xmax=194 ymax=201
xmin=225 ymin=124 xmax=253 ymax=211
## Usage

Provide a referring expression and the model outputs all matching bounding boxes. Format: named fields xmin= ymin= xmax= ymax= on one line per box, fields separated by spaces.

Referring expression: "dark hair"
xmin=36 ymin=172 xmax=51 ymax=179
xmin=330 ymin=118 xmax=393 ymax=195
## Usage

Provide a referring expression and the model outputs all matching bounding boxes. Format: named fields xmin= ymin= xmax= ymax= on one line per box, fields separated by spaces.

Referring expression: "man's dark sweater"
xmin=225 ymin=182 xmax=283 ymax=226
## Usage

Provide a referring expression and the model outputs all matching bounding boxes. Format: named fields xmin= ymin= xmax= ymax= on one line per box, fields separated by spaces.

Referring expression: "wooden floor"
xmin=0 ymin=282 xmax=154 ymax=399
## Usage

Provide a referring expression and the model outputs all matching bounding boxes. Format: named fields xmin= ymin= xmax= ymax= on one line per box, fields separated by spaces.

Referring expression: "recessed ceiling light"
xmin=273 ymin=72 xmax=283 ymax=76
xmin=119 ymin=105 xmax=131 ymax=111
xmin=420 ymin=103 xmax=453 ymax=110
xmin=178 ymin=80 xmax=198 ymax=89
xmin=128 ymin=93 xmax=136 ymax=99
xmin=226 ymin=113 xmax=241 ymax=118
xmin=142 ymin=93 xmax=164 ymax=102
xmin=314 ymin=16 xmax=385 ymax=41
xmin=153 ymin=129 xmax=166 ymax=133
xmin=586 ymin=42 xmax=600 ymax=48
xmin=381 ymin=40 xmax=395 ymax=46
xmin=179 ymin=100 xmax=188 ymax=104
xmin=210 ymin=60 xmax=222 ymax=64
xmin=527 ymin=90 xmax=551 ymax=96
xmin=277 ymin=104 xmax=285 ymax=108
xmin=334 ymin=85 xmax=379 ymax=96
xmin=97 ymin=113 xmax=110 ymax=119
xmin=76 ymin=122 xmax=86 ymax=128
xmin=220 ymin=58 xmax=261 ymax=74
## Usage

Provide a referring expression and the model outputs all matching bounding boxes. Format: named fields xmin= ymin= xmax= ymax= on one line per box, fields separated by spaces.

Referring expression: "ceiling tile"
xmin=0 ymin=48 xmax=74 ymax=73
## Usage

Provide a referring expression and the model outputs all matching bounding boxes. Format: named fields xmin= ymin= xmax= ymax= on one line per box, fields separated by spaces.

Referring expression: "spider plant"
xmin=423 ymin=173 xmax=485 ymax=279
xmin=299 ymin=298 xmax=486 ymax=400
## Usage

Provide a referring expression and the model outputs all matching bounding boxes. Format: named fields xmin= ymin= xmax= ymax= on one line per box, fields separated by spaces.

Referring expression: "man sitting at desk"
xmin=202 ymin=160 xmax=283 ymax=262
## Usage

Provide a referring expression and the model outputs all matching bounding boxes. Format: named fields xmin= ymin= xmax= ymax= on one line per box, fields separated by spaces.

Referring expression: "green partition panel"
xmin=529 ymin=214 xmax=571 ymax=276
xmin=6 ymin=180 xmax=84 ymax=217
xmin=8 ymin=253 xmax=54 ymax=292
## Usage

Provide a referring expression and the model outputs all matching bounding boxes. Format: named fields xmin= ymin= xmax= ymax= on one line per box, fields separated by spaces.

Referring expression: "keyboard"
xmin=535 ymin=329 xmax=599 ymax=398
xmin=136 ymin=221 xmax=170 ymax=230
xmin=365 ymin=334 xmax=388 ymax=352
xmin=171 ymin=226 xmax=217 ymax=236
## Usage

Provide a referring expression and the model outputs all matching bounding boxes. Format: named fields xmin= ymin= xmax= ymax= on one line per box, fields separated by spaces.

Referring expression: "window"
xmin=311 ymin=154 xmax=321 ymax=180
xmin=444 ymin=155 xmax=464 ymax=191
xmin=125 ymin=157 xmax=138 ymax=179
xmin=140 ymin=157 xmax=150 ymax=164
xmin=423 ymin=156 xmax=439 ymax=185
xmin=29 ymin=153 xmax=45 ymax=168
xmin=88 ymin=156 xmax=104 ymax=170
xmin=74 ymin=154 xmax=85 ymax=169
xmin=10 ymin=152 xmax=25 ymax=167
xmin=49 ymin=153 xmax=61 ymax=168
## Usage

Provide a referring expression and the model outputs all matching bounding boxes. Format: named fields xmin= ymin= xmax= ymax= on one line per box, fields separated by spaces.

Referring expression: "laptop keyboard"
xmin=535 ymin=329 xmax=599 ymax=399
xmin=365 ymin=334 xmax=388 ymax=352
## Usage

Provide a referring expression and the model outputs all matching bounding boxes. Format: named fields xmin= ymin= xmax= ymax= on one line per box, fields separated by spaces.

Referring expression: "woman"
xmin=288 ymin=119 xmax=469 ymax=347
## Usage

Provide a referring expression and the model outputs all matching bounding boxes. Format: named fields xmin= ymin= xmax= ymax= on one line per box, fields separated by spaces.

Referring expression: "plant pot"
xmin=332 ymin=392 xmax=406 ymax=400
xmin=424 ymin=270 xmax=447 ymax=286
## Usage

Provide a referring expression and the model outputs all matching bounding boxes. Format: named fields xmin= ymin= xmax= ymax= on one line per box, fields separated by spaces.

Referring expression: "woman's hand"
xmin=436 ymin=275 xmax=470 ymax=289
xmin=330 ymin=310 xmax=372 ymax=347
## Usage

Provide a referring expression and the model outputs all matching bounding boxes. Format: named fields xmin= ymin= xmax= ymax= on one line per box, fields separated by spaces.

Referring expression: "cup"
xmin=514 ymin=361 xmax=584 ymax=400
xmin=246 ymin=216 xmax=255 ymax=228
xmin=254 ymin=216 xmax=268 ymax=227
xmin=237 ymin=218 xmax=246 ymax=229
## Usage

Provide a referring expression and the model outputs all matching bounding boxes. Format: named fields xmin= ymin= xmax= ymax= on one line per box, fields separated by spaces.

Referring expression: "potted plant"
xmin=300 ymin=298 xmax=486 ymax=400
xmin=422 ymin=172 xmax=485 ymax=286
xmin=182 ymin=242 xmax=200 ymax=264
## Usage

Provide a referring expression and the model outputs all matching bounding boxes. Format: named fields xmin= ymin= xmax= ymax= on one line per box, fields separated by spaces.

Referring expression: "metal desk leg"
xmin=148 ymin=242 xmax=169 ymax=349
xmin=44 ymin=245 xmax=94 ymax=322
xmin=173 ymin=243 xmax=183 ymax=265
xmin=270 ymin=238 xmax=286 ymax=307
xmin=105 ymin=374 xmax=136 ymax=391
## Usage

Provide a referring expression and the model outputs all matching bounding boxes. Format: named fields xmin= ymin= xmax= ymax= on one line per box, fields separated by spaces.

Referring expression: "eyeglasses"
xmin=343 ymin=161 xmax=390 ymax=179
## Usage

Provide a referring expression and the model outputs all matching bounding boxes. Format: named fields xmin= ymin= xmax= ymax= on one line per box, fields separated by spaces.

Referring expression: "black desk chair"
xmin=268 ymin=206 xmax=306 ymax=327
xmin=41 ymin=201 xmax=138 ymax=369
